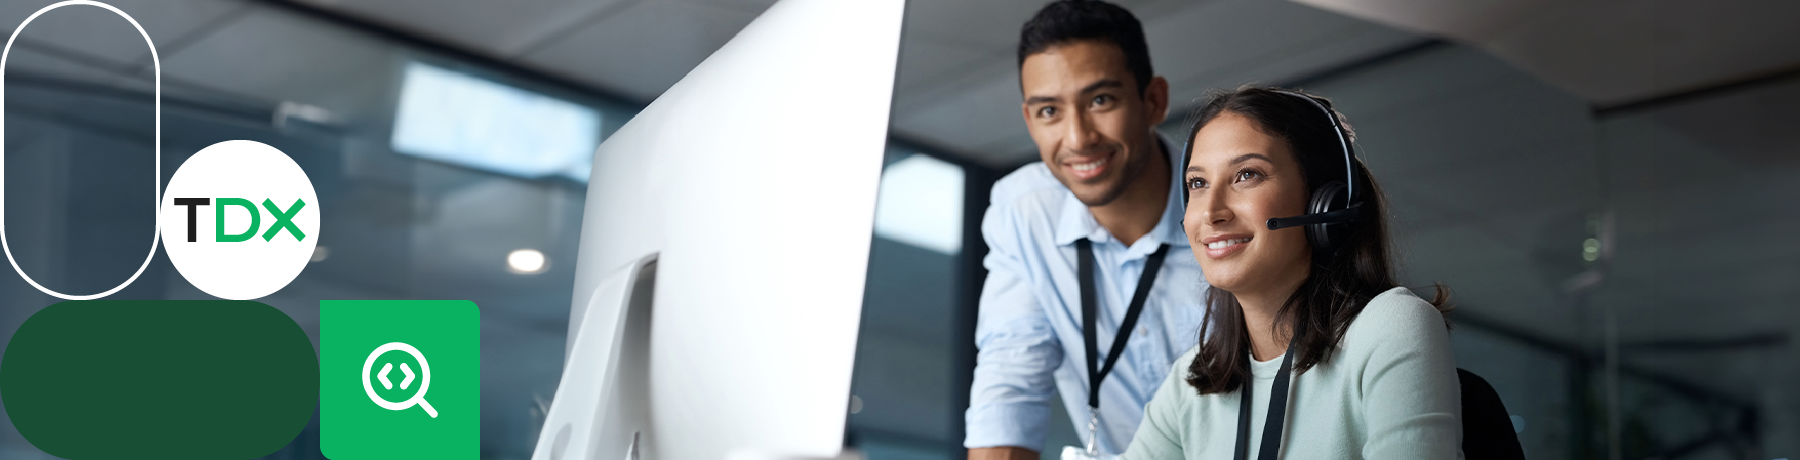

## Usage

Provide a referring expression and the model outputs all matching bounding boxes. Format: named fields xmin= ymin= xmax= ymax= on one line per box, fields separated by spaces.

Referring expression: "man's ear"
xmin=1143 ymin=76 xmax=1170 ymax=126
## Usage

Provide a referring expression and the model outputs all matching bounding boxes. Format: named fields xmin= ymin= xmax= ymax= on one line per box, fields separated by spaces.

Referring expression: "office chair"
xmin=1459 ymin=368 xmax=1526 ymax=459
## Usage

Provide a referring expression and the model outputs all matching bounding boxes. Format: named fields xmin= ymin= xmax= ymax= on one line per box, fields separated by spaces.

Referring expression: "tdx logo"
xmin=160 ymin=140 xmax=319 ymax=300
xmin=170 ymin=198 xmax=308 ymax=243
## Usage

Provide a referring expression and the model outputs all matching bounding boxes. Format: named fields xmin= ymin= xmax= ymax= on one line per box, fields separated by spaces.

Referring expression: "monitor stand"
xmin=535 ymin=255 xmax=656 ymax=460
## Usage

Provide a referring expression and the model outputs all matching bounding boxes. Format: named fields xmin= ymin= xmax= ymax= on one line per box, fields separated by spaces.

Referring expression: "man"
xmin=965 ymin=1 xmax=1209 ymax=459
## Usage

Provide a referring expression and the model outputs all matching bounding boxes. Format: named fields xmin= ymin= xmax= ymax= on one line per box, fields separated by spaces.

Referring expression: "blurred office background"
xmin=0 ymin=0 xmax=1794 ymax=459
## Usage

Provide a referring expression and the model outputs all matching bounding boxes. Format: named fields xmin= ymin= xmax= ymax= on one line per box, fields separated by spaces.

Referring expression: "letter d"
xmin=215 ymin=198 xmax=260 ymax=242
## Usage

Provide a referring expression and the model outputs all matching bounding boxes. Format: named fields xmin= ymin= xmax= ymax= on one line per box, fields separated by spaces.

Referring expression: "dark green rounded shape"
xmin=2 ymin=300 xmax=319 ymax=459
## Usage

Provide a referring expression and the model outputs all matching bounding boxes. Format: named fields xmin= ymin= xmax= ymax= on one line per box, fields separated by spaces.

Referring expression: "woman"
xmin=1122 ymin=86 xmax=1461 ymax=459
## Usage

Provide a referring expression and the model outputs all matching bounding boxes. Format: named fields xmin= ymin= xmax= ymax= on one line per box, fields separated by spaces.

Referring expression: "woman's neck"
xmin=1237 ymin=272 xmax=1308 ymax=362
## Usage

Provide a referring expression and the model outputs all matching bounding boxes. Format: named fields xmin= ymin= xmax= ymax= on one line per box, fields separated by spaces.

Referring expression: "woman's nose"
xmin=1202 ymin=189 xmax=1233 ymax=225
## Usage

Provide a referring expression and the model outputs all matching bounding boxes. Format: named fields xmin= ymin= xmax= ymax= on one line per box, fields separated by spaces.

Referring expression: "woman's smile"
xmin=1200 ymin=234 xmax=1253 ymax=259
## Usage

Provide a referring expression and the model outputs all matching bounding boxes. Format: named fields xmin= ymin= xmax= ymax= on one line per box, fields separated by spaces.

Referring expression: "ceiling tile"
xmin=517 ymin=0 xmax=758 ymax=101
xmin=0 ymin=0 xmax=247 ymax=67
xmin=901 ymin=0 xmax=1053 ymax=51
xmin=1295 ymin=0 xmax=1800 ymax=105
xmin=1144 ymin=0 xmax=1422 ymax=108
xmin=890 ymin=69 xmax=1034 ymax=167
xmin=158 ymin=6 xmax=396 ymax=120
xmin=894 ymin=34 xmax=1001 ymax=99
xmin=300 ymin=0 xmax=632 ymax=56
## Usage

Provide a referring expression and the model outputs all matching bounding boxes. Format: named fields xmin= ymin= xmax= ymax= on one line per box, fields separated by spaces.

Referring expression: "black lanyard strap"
xmin=1233 ymin=323 xmax=1302 ymax=460
xmin=1076 ymin=239 xmax=1171 ymax=410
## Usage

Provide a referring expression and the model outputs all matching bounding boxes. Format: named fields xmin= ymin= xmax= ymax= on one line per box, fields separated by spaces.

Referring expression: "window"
xmin=391 ymin=62 xmax=600 ymax=180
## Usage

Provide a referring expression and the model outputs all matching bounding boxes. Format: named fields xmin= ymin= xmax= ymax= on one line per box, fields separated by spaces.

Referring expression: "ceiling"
xmin=1292 ymin=0 xmax=1800 ymax=107
xmin=267 ymin=0 xmax=1429 ymax=167
xmin=0 ymin=0 xmax=1430 ymax=168
xmin=4 ymin=0 xmax=1791 ymax=163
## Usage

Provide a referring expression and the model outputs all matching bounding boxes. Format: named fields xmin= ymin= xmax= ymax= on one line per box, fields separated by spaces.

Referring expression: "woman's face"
xmin=1182 ymin=111 xmax=1313 ymax=297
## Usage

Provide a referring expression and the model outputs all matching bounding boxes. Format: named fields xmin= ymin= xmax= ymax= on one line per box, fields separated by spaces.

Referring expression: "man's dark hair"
xmin=1018 ymin=0 xmax=1154 ymax=94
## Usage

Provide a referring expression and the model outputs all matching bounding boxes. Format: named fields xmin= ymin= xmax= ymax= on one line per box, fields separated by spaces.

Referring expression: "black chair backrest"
xmin=1458 ymin=368 xmax=1526 ymax=460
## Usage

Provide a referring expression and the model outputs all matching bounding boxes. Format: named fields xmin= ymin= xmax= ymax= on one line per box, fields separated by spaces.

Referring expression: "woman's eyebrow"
xmin=1230 ymin=152 xmax=1272 ymax=165
xmin=1187 ymin=152 xmax=1274 ymax=173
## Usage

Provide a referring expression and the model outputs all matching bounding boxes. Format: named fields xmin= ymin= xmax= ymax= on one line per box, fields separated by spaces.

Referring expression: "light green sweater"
xmin=1121 ymin=287 xmax=1463 ymax=459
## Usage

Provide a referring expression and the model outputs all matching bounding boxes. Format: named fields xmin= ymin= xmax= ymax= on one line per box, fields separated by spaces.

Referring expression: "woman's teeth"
xmin=1072 ymin=158 xmax=1107 ymax=172
xmin=1207 ymin=238 xmax=1250 ymax=250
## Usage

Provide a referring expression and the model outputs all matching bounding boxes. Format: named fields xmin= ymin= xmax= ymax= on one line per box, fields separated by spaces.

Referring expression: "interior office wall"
xmin=1292 ymin=43 xmax=1604 ymax=459
xmin=1218 ymin=42 xmax=1797 ymax=459
xmin=0 ymin=4 xmax=637 ymax=459
xmin=848 ymin=146 xmax=989 ymax=460
xmin=1592 ymin=77 xmax=1800 ymax=459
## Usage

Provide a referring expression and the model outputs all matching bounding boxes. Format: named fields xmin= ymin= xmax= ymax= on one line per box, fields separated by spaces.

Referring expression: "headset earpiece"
xmin=1306 ymin=180 xmax=1348 ymax=251
xmin=1270 ymin=90 xmax=1361 ymax=254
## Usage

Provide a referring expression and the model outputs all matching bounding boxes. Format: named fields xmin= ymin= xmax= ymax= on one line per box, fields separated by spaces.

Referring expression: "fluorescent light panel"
xmin=391 ymin=62 xmax=600 ymax=180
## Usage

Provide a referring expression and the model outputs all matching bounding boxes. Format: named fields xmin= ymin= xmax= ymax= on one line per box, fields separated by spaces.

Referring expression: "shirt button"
xmin=1138 ymin=327 xmax=1148 ymax=337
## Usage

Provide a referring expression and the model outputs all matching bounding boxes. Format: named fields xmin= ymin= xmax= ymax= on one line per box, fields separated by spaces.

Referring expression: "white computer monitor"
xmin=531 ymin=0 xmax=904 ymax=459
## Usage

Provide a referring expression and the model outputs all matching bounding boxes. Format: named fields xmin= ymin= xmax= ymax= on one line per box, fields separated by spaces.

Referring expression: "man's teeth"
xmin=1207 ymin=238 xmax=1250 ymax=250
xmin=1072 ymin=158 xmax=1107 ymax=172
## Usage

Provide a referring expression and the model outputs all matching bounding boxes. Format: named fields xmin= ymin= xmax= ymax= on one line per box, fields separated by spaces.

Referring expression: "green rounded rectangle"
xmin=321 ymin=300 xmax=480 ymax=460
xmin=1 ymin=300 xmax=320 ymax=459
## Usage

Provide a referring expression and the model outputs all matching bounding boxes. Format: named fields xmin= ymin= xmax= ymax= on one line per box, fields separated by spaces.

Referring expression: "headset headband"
xmin=1269 ymin=90 xmax=1355 ymax=204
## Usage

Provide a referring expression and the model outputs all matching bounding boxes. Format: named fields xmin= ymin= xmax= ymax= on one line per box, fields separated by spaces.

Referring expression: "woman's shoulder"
xmin=1355 ymin=286 xmax=1446 ymax=328
xmin=1175 ymin=344 xmax=1202 ymax=369
xmin=1163 ymin=346 xmax=1206 ymax=397
xmin=1340 ymin=287 xmax=1452 ymax=357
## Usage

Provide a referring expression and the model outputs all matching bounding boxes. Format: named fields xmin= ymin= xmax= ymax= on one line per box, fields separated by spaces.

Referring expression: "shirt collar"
xmin=1054 ymin=133 xmax=1191 ymax=256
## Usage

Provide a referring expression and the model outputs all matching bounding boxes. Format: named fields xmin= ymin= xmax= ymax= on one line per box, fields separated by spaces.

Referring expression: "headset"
xmin=1180 ymin=89 xmax=1365 ymax=253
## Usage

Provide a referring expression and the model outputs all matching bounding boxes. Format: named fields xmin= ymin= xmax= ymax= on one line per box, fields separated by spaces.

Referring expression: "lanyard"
xmin=1075 ymin=238 xmax=1170 ymax=455
xmin=1232 ymin=324 xmax=1300 ymax=460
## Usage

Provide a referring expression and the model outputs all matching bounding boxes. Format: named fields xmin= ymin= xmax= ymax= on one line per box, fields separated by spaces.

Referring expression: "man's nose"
xmin=1064 ymin=110 xmax=1098 ymax=151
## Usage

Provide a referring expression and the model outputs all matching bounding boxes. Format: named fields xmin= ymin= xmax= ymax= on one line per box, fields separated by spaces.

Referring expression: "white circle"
xmin=361 ymin=342 xmax=435 ymax=416
xmin=159 ymin=140 xmax=318 ymax=300
xmin=507 ymin=248 xmax=547 ymax=274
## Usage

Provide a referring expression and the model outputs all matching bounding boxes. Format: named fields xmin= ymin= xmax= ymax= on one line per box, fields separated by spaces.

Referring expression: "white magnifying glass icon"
xmin=361 ymin=342 xmax=438 ymax=418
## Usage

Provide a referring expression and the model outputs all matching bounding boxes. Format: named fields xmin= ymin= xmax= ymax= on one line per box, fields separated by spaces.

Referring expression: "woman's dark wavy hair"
xmin=1181 ymin=86 xmax=1453 ymax=395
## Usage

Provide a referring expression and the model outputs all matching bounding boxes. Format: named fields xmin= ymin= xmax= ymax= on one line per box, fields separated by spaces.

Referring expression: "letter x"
xmin=261 ymin=198 xmax=306 ymax=242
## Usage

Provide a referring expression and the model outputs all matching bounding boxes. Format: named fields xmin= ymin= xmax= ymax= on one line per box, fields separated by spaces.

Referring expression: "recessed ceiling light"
xmin=507 ymin=249 xmax=548 ymax=275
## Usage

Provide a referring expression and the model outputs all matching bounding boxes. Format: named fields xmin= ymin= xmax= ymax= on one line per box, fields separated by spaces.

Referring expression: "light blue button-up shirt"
xmin=965 ymin=139 xmax=1210 ymax=455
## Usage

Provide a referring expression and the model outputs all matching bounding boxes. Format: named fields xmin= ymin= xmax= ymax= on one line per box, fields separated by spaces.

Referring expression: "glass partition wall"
xmin=0 ymin=3 xmax=630 ymax=459
xmin=1585 ymin=76 xmax=1800 ymax=460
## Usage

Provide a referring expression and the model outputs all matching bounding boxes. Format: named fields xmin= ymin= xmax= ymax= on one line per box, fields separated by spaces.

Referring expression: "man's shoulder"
xmin=989 ymin=162 xmax=1069 ymax=211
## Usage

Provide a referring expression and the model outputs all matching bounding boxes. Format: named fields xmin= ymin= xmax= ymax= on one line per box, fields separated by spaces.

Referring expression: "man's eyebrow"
xmin=1023 ymin=79 xmax=1126 ymax=105
xmin=1080 ymin=79 xmax=1124 ymax=94
xmin=1185 ymin=153 xmax=1273 ymax=173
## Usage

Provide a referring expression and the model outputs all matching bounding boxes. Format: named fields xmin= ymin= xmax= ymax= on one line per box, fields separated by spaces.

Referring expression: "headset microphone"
xmin=1266 ymin=204 xmax=1361 ymax=231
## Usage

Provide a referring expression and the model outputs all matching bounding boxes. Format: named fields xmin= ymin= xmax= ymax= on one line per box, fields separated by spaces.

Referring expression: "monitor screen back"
xmin=559 ymin=0 xmax=904 ymax=458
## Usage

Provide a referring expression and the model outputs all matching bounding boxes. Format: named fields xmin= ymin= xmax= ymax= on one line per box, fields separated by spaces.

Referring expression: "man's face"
xmin=1020 ymin=40 xmax=1168 ymax=207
